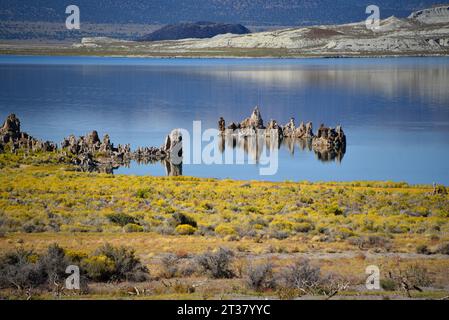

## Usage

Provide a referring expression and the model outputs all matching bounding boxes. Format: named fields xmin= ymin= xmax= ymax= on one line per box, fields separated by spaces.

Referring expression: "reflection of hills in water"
xmin=218 ymin=135 xmax=345 ymax=164
xmin=196 ymin=65 xmax=449 ymax=105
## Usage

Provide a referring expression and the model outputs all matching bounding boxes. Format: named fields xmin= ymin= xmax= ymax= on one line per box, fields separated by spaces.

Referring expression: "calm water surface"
xmin=1 ymin=55 xmax=448 ymax=184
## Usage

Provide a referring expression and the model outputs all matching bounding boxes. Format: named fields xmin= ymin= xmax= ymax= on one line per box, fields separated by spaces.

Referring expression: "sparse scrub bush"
xmin=161 ymin=253 xmax=197 ymax=279
xmin=387 ymin=264 xmax=433 ymax=297
xmin=0 ymin=244 xmax=86 ymax=293
xmin=380 ymin=278 xmax=397 ymax=291
xmin=244 ymin=206 xmax=260 ymax=214
xmin=177 ymin=259 xmax=197 ymax=277
xmin=403 ymin=264 xmax=432 ymax=287
xmin=276 ymin=259 xmax=350 ymax=298
xmin=197 ymin=225 xmax=215 ymax=236
xmin=387 ymin=224 xmax=409 ymax=234
xmin=277 ymin=259 xmax=321 ymax=294
xmin=106 ymin=212 xmax=137 ymax=227
xmin=299 ymin=196 xmax=314 ymax=205
xmin=215 ymin=224 xmax=237 ymax=236
xmin=276 ymin=287 xmax=301 ymax=300
xmin=269 ymin=229 xmax=289 ymax=240
xmin=245 ymin=262 xmax=275 ymax=292
xmin=249 ymin=217 xmax=268 ymax=228
xmin=325 ymin=204 xmax=344 ymax=216
xmin=436 ymin=243 xmax=449 ymax=255
xmin=317 ymin=273 xmax=350 ymax=299
xmin=233 ymin=259 xmax=249 ymax=278
xmin=22 ymin=220 xmax=46 ymax=233
xmin=335 ymin=227 xmax=355 ymax=239
xmin=172 ymin=212 xmax=197 ymax=228
xmin=65 ymin=250 xmax=88 ymax=263
xmin=201 ymin=202 xmax=214 ymax=211
xmin=0 ymin=243 xmax=149 ymax=287
xmin=348 ymin=235 xmax=391 ymax=250
xmin=159 ymin=280 xmax=196 ymax=294
xmin=270 ymin=219 xmax=294 ymax=232
xmin=294 ymin=222 xmax=314 ymax=233
xmin=154 ymin=223 xmax=175 ymax=235
xmin=171 ymin=280 xmax=196 ymax=294
xmin=135 ymin=188 xmax=150 ymax=199
xmin=37 ymin=243 xmax=71 ymax=285
xmin=123 ymin=223 xmax=144 ymax=233
xmin=81 ymin=255 xmax=115 ymax=282
xmin=93 ymin=243 xmax=149 ymax=282
xmin=160 ymin=253 xmax=179 ymax=278
xmin=416 ymin=244 xmax=431 ymax=255
xmin=0 ymin=248 xmax=42 ymax=290
xmin=196 ymin=248 xmax=235 ymax=279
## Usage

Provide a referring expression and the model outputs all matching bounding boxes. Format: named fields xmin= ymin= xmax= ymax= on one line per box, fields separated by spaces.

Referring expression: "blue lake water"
xmin=1 ymin=55 xmax=449 ymax=184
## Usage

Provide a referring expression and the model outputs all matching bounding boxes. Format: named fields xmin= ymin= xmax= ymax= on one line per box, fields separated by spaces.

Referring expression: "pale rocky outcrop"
xmin=60 ymin=129 xmax=174 ymax=172
xmin=61 ymin=131 xmax=121 ymax=156
xmin=218 ymin=107 xmax=346 ymax=158
xmin=60 ymin=131 xmax=130 ymax=171
xmin=408 ymin=6 xmax=449 ymax=24
xmin=240 ymin=106 xmax=265 ymax=129
xmin=266 ymin=119 xmax=283 ymax=137
xmin=312 ymin=124 xmax=346 ymax=163
xmin=161 ymin=128 xmax=183 ymax=176
xmin=0 ymin=113 xmax=184 ymax=174
xmin=57 ymin=123 xmax=186 ymax=172
xmin=304 ymin=122 xmax=314 ymax=139
xmin=281 ymin=121 xmax=314 ymax=139
xmin=250 ymin=106 xmax=264 ymax=129
xmin=163 ymin=129 xmax=182 ymax=155
xmin=1 ymin=113 xmax=20 ymax=137
xmin=282 ymin=117 xmax=296 ymax=137
xmin=0 ymin=114 xmax=57 ymax=153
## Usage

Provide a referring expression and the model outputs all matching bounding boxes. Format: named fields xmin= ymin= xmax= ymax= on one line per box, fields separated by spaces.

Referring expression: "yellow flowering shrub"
xmin=175 ymin=224 xmax=197 ymax=235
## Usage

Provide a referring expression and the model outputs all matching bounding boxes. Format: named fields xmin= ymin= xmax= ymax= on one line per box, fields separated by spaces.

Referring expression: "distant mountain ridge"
xmin=409 ymin=5 xmax=449 ymax=24
xmin=0 ymin=0 xmax=443 ymax=26
xmin=69 ymin=5 xmax=449 ymax=57
xmin=164 ymin=5 xmax=449 ymax=54
xmin=139 ymin=22 xmax=250 ymax=41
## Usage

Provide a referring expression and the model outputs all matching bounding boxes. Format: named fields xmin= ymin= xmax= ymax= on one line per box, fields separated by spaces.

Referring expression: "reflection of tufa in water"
xmin=218 ymin=106 xmax=346 ymax=163
xmin=219 ymin=133 xmax=280 ymax=164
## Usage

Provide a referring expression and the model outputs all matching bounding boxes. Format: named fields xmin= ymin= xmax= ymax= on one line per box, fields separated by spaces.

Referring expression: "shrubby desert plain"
xmin=0 ymin=2 xmax=449 ymax=301
xmin=0 ymin=113 xmax=448 ymax=300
